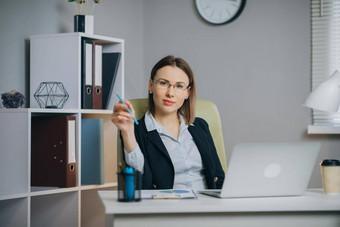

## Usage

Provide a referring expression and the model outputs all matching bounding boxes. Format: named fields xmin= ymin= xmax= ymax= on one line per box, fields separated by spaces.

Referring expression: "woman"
xmin=112 ymin=55 xmax=224 ymax=190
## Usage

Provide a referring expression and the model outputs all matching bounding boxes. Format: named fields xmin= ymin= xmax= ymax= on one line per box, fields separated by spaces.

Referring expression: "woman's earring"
xmin=185 ymin=96 xmax=189 ymax=99
xmin=149 ymin=91 xmax=153 ymax=94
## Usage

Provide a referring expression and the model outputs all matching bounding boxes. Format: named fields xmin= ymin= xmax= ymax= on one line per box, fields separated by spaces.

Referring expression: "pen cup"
xmin=320 ymin=159 xmax=340 ymax=194
xmin=117 ymin=171 xmax=142 ymax=202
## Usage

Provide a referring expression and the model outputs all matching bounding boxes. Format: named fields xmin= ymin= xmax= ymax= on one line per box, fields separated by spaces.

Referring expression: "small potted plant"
xmin=70 ymin=0 xmax=100 ymax=34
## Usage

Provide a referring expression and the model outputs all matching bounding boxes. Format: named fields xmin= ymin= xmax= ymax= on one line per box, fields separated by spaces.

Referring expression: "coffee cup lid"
xmin=320 ymin=159 xmax=340 ymax=166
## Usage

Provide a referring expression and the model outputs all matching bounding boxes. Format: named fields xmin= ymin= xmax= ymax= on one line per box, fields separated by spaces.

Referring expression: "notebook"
xmin=199 ymin=142 xmax=321 ymax=198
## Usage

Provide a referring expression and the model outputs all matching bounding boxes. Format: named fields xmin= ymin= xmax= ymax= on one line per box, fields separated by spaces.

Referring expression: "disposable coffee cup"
xmin=320 ymin=159 xmax=340 ymax=194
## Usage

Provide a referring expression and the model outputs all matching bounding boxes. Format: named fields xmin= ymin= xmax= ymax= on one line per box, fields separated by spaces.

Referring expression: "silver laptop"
xmin=199 ymin=142 xmax=321 ymax=198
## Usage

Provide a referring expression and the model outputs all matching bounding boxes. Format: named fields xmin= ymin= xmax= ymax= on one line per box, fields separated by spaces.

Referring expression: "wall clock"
xmin=195 ymin=0 xmax=246 ymax=25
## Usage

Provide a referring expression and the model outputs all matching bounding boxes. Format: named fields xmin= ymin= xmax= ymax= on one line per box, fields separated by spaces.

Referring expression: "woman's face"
xmin=149 ymin=65 xmax=190 ymax=117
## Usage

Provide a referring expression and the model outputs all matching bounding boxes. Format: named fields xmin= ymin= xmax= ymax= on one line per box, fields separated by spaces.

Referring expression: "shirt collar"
xmin=144 ymin=112 xmax=189 ymax=135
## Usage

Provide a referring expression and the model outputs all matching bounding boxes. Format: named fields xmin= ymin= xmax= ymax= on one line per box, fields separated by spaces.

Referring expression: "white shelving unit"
xmin=0 ymin=33 xmax=124 ymax=227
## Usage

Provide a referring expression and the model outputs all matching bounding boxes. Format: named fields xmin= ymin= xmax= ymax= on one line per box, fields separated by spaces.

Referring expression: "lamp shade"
xmin=304 ymin=70 xmax=340 ymax=112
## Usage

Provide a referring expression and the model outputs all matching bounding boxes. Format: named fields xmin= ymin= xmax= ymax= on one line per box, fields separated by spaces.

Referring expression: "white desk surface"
xmin=98 ymin=189 xmax=340 ymax=215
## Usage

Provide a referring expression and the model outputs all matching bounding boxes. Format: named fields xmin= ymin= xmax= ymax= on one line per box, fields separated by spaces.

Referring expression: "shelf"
xmin=80 ymin=182 xmax=117 ymax=191
xmin=30 ymin=32 xmax=124 ymax=44
xmin=0 ymin=183 xmax=118 ymax=201
xmin=29 ymin=108 xmax=80 ymax=114
xmin=30 ymin=187 xmax=79 ymax=197
xmin=0 ymin=182 xmax=118 ymax=201
xmin=0 ymin=32 xmax=123 ymax=227
xmin=0 ymin=193 xmax=29 ymax=201
xmin=30 ymin=32 xmax=124 ymax=110
xmin=0 ymin=198 xmax=28 ymax=227
xmin=0 ymin=111 xmax=29 ymax=197
xmin=0 ymin=108 xmax=113 ymax=114
xmin=81 ymin=109 xmax=113 ymax=114
xmin=31 ymin=191 xmax=78 ymax=227
xmin=0 ymin=108 xmax=29 ymax=113
xmin=307 ymin=125 xmax=340 ymax=134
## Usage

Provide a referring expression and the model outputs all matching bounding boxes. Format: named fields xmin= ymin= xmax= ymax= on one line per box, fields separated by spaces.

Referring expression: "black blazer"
xmin=122 ymin=116 xmax=225 ymax=189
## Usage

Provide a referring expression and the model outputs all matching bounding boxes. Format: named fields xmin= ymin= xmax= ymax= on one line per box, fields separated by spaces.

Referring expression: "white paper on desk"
xmin=141 ymin=189 xmax=197 ymax=199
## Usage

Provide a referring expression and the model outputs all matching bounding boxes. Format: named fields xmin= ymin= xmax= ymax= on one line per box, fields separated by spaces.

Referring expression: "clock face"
xmin=195 ymin=0 xmax=246 ymax=25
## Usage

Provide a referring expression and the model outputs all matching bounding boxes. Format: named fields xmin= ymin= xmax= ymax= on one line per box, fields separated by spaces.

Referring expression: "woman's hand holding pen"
xmin=111 ymin=99 xmax=137 ymax=152
xmin=112 ymin=99 xmax=135 ymax=130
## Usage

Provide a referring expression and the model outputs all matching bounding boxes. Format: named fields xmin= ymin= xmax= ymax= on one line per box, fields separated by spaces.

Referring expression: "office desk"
xmin=98 ymin=189 xmax=340 ymax=227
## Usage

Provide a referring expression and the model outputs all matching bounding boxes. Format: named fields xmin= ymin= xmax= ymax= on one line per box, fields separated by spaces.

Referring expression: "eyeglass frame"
xmin=152 ymin=79 xmax=191 ymax=92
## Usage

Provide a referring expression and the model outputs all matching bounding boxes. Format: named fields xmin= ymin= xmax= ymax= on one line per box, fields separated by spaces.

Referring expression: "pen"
xmin=152 ymin=195 xmax=180 ymax=199
xmin=116 ymin=93 xmax=139 ymax=125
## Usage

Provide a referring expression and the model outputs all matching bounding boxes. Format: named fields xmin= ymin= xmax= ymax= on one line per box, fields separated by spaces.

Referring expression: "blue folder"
xmin=81 ymin=118 xmax=104 ymax=185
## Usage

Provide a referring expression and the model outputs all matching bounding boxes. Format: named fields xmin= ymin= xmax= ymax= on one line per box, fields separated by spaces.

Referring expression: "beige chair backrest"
xmin=117 ymin=99 xmax=227 ymax=173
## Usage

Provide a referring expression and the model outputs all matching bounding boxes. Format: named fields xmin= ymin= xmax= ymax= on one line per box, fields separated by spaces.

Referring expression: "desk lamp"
xmin=304 ymin=70 xmax=340 ymax=112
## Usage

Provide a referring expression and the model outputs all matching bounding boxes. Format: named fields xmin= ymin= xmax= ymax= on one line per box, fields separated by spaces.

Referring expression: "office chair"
xmin=117 ymin=99 xmax=227 ymax=173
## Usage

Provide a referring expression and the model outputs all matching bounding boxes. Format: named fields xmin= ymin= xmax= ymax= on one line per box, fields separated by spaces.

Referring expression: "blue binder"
xmin=81 ymin=118 xmax=104 ymax=185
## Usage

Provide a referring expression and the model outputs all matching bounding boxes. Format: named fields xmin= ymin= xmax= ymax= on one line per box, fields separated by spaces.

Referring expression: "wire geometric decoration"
xmin=34 ymin=82 xmax=69 ymax=109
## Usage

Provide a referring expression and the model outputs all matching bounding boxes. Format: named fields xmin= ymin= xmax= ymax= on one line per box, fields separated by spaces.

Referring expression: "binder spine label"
xmin=68 ymin=120 xmax=76 ymax=164
xmin=85 ymin=43 xmax=93 ymax=86
xmin=94 ymin=45 xmax=102 ymax=86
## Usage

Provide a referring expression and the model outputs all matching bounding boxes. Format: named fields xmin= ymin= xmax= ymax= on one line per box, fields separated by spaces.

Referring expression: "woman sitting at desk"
xmin=111 ymin=55 xmax=224 ymax=190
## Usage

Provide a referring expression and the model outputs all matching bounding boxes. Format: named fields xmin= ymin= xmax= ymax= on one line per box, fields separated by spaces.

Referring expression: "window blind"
xmin=311 ymin=0 xmax=340 ymax=125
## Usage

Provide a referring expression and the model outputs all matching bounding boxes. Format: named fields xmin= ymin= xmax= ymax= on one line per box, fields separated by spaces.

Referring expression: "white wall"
xmin=142 ymin=0 xmax=340 ymax=188
xmin=1 ymin=0 xmax=339 ymax=187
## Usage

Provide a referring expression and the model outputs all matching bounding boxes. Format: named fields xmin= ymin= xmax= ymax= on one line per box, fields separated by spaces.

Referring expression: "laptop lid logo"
xmin=264 ymin=163 xmax=282 ymax=178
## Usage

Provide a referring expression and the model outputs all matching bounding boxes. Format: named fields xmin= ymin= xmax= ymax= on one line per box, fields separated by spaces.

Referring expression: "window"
xmin=311 ymin=0 xmax=340 ymax=128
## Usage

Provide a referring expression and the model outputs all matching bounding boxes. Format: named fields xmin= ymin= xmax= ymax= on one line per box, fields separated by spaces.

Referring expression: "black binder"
xmin=31 ymin=116 xmax=77 ymax=188
xmin=102 ymin=52 xmax=121 ymax=109
xmin=81 ymin=38 xmax=93 ymax=109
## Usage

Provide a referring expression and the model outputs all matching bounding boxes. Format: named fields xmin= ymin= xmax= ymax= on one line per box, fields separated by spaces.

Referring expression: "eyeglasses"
xmin=152 ymin=79 xmax=190 ymax=92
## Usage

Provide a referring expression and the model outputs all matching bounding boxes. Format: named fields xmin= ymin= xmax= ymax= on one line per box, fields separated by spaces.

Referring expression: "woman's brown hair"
xmin=148 ymin=55 xmax=196 ymax=125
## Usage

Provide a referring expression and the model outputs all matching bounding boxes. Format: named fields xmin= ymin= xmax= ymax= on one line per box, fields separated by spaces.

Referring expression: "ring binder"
xmin=82 ymin=38 xmax=93 ymax=109
xmin=92 ymin=41 xmax=103 ymax=109
xmin=31 ymin=116 xmax=77 ymax=188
